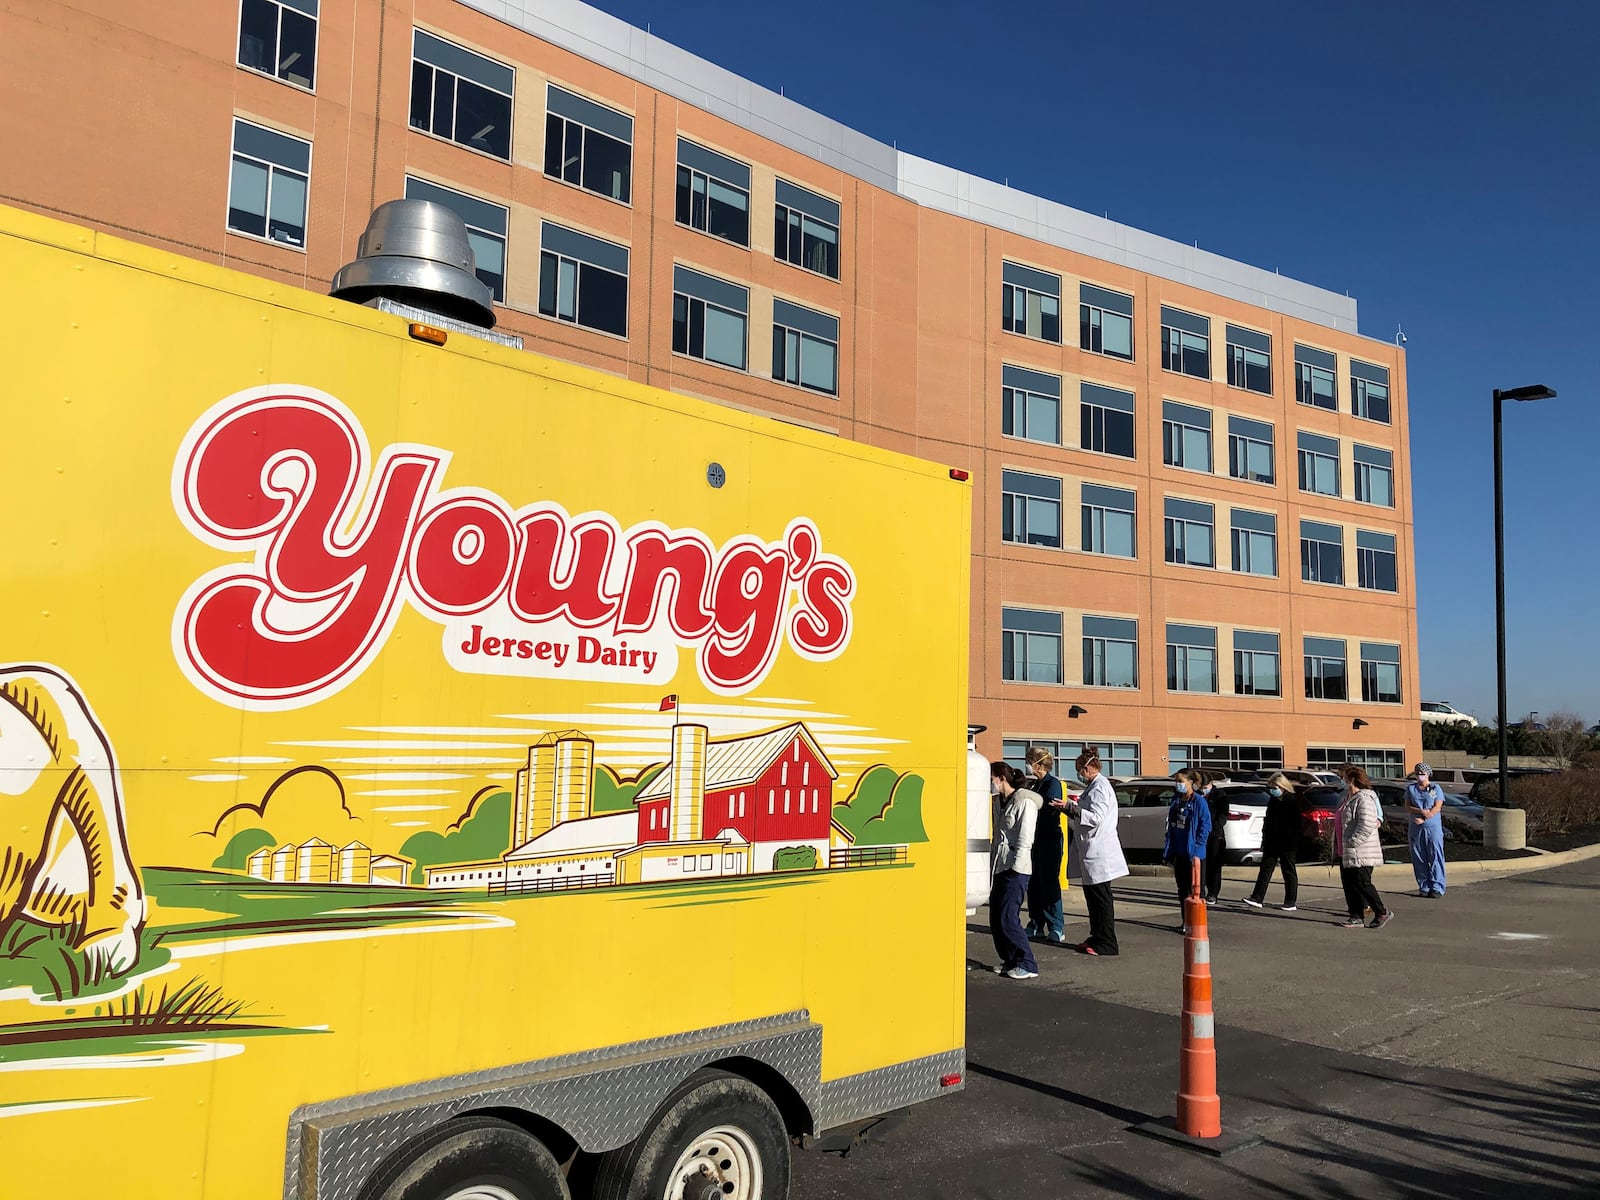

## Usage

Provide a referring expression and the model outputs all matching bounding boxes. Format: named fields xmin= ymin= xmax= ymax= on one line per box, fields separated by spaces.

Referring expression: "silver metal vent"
xmin=331 ymin=199 xmax=496 ymax=329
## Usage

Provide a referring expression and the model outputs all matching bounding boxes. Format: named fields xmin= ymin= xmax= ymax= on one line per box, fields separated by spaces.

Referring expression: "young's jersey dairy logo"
xmin=172 ymin=387 xmax=856 ymax=710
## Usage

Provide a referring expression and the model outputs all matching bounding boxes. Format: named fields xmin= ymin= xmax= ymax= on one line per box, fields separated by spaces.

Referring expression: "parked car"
xmin=1282 ymin=769 xmax=1343 ymax=790
xmin=1292 ymin=785 xmax=1344 ymax=863
xmin=1112 ymin=778 xmax=1266 ymax=864
xmin=1421 ymin=700 xmax=1479 ymax=727
xmin=1378 ymin=781 xmax=1486 ymax=842
xmin=1421 ymin=767 xmax=1490 ymax=796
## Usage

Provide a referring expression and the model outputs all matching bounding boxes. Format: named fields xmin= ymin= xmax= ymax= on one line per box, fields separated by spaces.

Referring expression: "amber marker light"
xmin=408 ymin=322 xmax=449 ymax=346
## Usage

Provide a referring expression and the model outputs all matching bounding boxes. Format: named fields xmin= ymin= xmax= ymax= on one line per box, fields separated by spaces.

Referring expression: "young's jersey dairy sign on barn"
xmin=0 ymin=206 xmax=971 ymax=1200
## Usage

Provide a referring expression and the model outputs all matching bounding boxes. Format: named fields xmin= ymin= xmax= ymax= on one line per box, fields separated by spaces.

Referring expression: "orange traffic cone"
xmin=1135 ymin=859 xmax=1260 ymax=1156
xmin=1176 ymin=888 xmax=1221 ymax=1138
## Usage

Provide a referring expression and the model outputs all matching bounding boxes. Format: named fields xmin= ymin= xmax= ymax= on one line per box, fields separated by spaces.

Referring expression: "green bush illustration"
xmin=832 ymin=767 xmax=928 ymax=846
xmin=773 ymin=846 xmax=819 ymax=871
xmin=213 ymin=827 xmax=278 ymax=871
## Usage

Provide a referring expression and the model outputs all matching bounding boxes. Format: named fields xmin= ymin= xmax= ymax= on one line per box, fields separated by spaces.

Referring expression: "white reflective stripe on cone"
xmin=1190 ymin=1012 xmax=1215 ymax=1039
xmin=1187 ymin=940 xmax=1210 ymax=964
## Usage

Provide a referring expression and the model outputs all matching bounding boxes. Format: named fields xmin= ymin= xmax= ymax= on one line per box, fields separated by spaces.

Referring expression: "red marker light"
xmin=948 ymin=468 xmax=970 ymax=481
xmin=940 ymin=1073 xmax=963 ymax=1088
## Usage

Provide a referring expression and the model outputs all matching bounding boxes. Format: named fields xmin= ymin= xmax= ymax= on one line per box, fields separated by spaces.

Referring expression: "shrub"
xmin=1499 ymin=771 xmax=1600 ymax=838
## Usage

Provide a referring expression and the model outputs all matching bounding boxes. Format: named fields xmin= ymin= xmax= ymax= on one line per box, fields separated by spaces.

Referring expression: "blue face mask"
xmin=1269 ymin=788 xmax=1282 ymax=797
xmin=1175 ymin=781 xmax=1189 ymax=795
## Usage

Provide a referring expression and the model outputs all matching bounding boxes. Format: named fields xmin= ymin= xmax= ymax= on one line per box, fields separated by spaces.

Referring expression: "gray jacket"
xmin=1340 ymin=788 xmax=1384 ymax=868
xmin=992 ymin=787 xmax=1041 ymax=876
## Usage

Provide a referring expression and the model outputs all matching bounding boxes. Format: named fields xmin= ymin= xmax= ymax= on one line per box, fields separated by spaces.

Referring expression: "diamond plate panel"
xmin=812 ymin=1048 xmax=967 ymax=1131
xmin=286 ymin=1011 xmax=822 ymax=1200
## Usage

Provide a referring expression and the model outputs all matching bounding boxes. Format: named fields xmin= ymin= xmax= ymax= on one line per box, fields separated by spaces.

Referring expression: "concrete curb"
xmin=1120 ymin=840 xmax=1600 ymax=888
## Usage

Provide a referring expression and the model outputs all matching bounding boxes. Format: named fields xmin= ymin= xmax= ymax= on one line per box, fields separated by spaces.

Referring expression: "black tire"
xmin=360 ymin=1114 xmax=570 ymax=1200
xmin=586 ymin=1070 xmax=790 ymax=1200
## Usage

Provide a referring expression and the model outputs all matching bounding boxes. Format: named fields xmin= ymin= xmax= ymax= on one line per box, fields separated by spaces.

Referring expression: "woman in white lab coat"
xmin=1064 ymin=747 xmax=1128 ymax=955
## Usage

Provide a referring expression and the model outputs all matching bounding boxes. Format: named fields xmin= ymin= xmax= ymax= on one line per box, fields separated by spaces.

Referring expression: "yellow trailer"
xmin=0 ymin=204 xmax=972 ymax=1200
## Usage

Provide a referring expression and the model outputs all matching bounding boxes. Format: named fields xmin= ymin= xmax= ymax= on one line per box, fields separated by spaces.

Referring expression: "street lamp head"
xmin=1495 ymin=384 xmax=1557 ymax=403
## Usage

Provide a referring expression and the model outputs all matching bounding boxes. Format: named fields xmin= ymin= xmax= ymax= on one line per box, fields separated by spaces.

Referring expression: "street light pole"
xmin=1492 ymin=384 xmax=1558 ymax=810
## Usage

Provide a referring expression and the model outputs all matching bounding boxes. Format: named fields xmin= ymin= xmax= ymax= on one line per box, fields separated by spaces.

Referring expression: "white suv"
xmin=1421 ymin=701 xmax=1478 ymax=727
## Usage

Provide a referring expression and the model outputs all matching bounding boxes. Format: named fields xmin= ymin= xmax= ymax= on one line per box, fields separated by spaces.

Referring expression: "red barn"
xmin=636 ymin=721 xmax=840 ymax=871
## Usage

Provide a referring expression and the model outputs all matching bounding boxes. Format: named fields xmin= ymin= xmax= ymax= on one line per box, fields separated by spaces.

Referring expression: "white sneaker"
xmin=1279 ymin=905 xmax=1298 ymax=912
xmin=1243 ymin=897 xmax=1264 ymax=909
xmin=1004 ymin=966 xmax=1039 ymax=980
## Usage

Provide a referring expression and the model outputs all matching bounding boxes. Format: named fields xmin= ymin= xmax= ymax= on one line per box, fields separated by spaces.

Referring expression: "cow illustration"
xmin=0 ymin=666 xmax=146 ymax=980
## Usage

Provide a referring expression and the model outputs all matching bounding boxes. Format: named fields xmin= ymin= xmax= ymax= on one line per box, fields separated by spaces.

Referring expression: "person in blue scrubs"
xmin=1406 ymin=762 xmax=1447 ymax=897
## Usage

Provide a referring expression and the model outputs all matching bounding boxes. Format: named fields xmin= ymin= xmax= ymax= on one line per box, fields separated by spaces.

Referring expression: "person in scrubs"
xmin=1406 ymin=762 xmax=1447 ymax=897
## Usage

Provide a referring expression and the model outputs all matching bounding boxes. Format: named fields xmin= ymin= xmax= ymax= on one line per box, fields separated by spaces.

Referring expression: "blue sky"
xmin=590 ymin=0 xmax=1600 ymax=723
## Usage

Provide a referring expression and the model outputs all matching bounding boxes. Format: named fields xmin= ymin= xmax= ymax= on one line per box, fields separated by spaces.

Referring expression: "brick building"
xmin=0 ymin=0 xmax=1420 ymax=778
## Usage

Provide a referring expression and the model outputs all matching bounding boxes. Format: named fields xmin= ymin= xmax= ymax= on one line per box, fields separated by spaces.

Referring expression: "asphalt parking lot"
xmin=791 ymin=856 xmax=1600 ymax=1199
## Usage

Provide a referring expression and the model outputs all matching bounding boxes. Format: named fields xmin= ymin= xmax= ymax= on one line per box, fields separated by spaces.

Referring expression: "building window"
xmin=1083 ymin=616 xmax=1138 ymax=689
xmin=775 ymin=179 xmax=840 ymax=279
xmin=1001 ymin=608 xmax=1063 ymax=684
xmin=1357 ymin=529 xmax=1399 ymax=592
xmin=1304 ymin=636 xmax=1348 ymax=701
xmin=544 ymin=84 xmax=632 ymax=202
xmin=1354 ymin=444 xmax=1395 ymax=507
xmin=1163 ymin=401 xmax=1213 ymax=473
xmin=1170 ymin=744 xmax=1283 ymax=774
xmin=1295 ymin=344 xmax=1338 ymax=410
xmin=1227 ymin=415 xmax=1275 ymax=485
xmin=1307 ymin=747 xmax=1404 ymax=779
xmin=1233 ymin=630 xmax=1281 ymax=697
xmin=1351 ymin=360 xmax=1391 ymax=423
xmin=673 ymin=266 xmax=748 ymax=370
xmin=1079 ymin=283 xmax=1133 ymax=360
xmin=1002 ymin=262 xmax=1061 ymax=343
xmin=1002 ymin=471 xmax=1062 ymax=549
xmin=405 ymin=177 xmax=507 ymax=302
xmin=676 ymin=139 xmax=750 ymax=246
xmin=1297 ymin=430 xmax=1341 ymax=497
xmin=1005 ymin=738 xmax=1140 ymax=784
xmin=1300 ymin=519 xmax=1344 ymax=586
xmin=1160 ymin=306 xmax=1210 ymax=379
xmin=409 ymin=30 xmax=513 ymax=161
xmin=772 ymin=299 xmax=838 ymax=395
xmin=1002 ymin=364 xmax=1062 ymax=446
xmin=1167 ymin=623 xmax=1217 ymax=693
xmin=1081 ymin=483 xmax=1136 ymax=559
xmin=238 ymin=0 xmax=317 ymax=89
xmin=1163 ymin=497 xmax=1216 ymax=569
xmin=227 ymin=119 xmax=310 ymax=248
xmin=1360 ymin=642 xmax=1402 ymax=704
xmin=1080 ymin=382 xmax=1135 ymax=458
xmin=537 ymin=222 xmax=629 ymax=337
xmin=1225 ymin=324 xmax=1272 ymax=394
xmin=1230 ymin=508 xmax=1278 ymax=577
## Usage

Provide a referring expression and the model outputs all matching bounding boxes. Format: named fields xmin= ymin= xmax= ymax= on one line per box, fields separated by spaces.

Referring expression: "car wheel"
xmin=360 ymin=1115 xmax=570 ymax=1200
xmin=586 ymin=1070 xmax=790 ymax=1200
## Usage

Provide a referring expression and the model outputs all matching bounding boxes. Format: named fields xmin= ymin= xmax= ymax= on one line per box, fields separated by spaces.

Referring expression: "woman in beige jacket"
xmin=1337 ymin=764 xmax=1392 ymax=929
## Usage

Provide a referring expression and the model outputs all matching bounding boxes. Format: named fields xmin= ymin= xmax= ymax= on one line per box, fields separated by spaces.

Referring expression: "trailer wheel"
xmin=587 ymin=1070 xmax=789 ymax=1200
xmin=361 ymin=1114 xmax=570 ymax=1200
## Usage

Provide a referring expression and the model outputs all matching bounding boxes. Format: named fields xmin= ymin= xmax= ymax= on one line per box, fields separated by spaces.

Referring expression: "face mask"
xmin=1175 ymin=781 xmax=1189 ymax=795
xmin=1269 ymin=788 xmax=1282 ymax=797
xmin=990 ymin=781 xmax=1001 ymax=796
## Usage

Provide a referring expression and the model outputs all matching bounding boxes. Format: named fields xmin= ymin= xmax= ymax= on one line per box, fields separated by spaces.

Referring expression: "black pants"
xmin=1249 ymin=850 xmax=1298 ymax=907
xmin=1171 ymin=856 xmax=1200 ymax=905
xmin=1340 ymin=865 xmax=1387 ymax=918
xmin=1204 ymin=835 xmax=1226 ymax=899
xmin=1081 ymin=881 xmax=1120 ymax=955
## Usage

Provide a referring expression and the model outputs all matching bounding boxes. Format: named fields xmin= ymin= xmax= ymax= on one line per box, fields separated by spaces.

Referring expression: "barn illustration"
xmin=426 ymin=718 xmax=903 ymax=894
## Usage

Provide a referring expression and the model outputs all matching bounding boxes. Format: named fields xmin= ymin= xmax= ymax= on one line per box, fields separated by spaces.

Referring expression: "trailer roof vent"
xmin=331 ymin=199 xmax=496 ymax=329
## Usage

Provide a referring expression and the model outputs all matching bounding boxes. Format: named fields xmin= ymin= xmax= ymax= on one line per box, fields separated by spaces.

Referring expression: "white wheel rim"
xmin=664 ymin=1123 xmax=763 ymax=1200
xmin=441 ymin=1189 xmax=520 ymax=1200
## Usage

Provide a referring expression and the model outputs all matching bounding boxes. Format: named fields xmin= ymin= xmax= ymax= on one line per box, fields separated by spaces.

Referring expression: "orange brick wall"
xmin=0 ymin=0 xmax=1420 ymax=774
